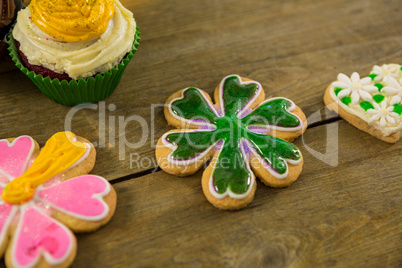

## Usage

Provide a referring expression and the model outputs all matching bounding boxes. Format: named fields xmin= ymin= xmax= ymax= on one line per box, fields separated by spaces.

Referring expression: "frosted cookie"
xmin=0 ymin=131 xmax=116 ymax=268
xmin=324 ymin=64 xmax=402 ymax=143
xmin=156 ymin=75 xmax=307 ymax=210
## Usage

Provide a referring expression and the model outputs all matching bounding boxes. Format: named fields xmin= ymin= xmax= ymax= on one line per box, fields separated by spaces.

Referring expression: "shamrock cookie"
xmin=324 ymin=64 xmax=402 ymax=143
xmin=156 ymin=75 xmax=307 ymax=210
xmin=0 ymin=131 xmax=116 ymax=268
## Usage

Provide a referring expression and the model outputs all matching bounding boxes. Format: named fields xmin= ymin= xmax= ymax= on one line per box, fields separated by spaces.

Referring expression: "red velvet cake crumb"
xmin=17 ymin=42 xmax=72 ymax=81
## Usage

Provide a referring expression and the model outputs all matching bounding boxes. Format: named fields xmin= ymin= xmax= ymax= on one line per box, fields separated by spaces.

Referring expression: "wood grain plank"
xmin=0 ymin=0 xmax=401 ymax=180
xmin=67 ymin=120 xmax=402 ymax=267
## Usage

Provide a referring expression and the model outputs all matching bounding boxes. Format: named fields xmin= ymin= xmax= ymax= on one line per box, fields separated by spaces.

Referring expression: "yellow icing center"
xmin=2 ymin=132 xmax=87 ymax=205
xmin=381 ymin=109 xmax=389 ymax=116
xmin=30 ymin=0 xmax=115 ymax=42
xmin=352 ymin=82 xmax=361 ymax=89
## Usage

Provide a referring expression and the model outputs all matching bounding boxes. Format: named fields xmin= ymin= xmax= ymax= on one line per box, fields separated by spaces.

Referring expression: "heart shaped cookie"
xmin=324 ymin=64 xmax=402 ymax=143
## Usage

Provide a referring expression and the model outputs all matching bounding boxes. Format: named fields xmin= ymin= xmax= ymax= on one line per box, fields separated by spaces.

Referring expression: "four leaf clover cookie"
xmin=324 ymin=64 xmax=402 ymax=143
xmin=0 ymin=132 xmax=116 ymax=268
xmin=156 ymin=75 xmax=307 ymax=210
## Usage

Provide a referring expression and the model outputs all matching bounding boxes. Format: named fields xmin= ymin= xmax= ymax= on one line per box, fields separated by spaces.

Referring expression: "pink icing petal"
xmin=0 ymin=136 xmax=35 ymax=179
xmin=12 ymin=206 xmax=74 ymax=267
xmin=0 ymin=203 xmax=14 ymax=243
xmin=38 ymin=175 xmax=110 ymax=221
xmin=0 ymin=186 xmax=15 ymax=248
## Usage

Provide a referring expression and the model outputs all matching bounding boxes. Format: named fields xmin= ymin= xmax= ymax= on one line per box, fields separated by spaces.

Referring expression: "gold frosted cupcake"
xmin=8 ymin=0 xmax=140 ymax=105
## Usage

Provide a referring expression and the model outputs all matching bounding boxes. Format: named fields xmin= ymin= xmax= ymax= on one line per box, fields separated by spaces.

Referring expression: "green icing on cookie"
xmin=241 ymin=98 xmax=300 ymax=128
xmin=360 ymin=101 xmax=375 ymax=111
xmin=373 ymin=94 xmax=385 ymax=103
xmin=170 ymin=88 xmax=218 ymax=123
xmin=212 ymin=140 xmax=251 ymax=195
xmin=393 ymin=104 xmax=402 ymax=115
xmin=341 ymin=96 xmax=352 ymax=105
xmin=221 ymin=76 xmax=260 ymax=118
xmin=369 ymin=73 xmax=378 ymax=80
xmin=375 ymin=83 xmax=383 ymax=91
xmin=334 ymin=87 xmax=343 ymax=96
xmin=166 ymin=131 xmax=216 ymax=160
xmin=246 ymin=131 xmax=300 ymax=174
xmin=165 ymin=76 xmax=302 ymax=196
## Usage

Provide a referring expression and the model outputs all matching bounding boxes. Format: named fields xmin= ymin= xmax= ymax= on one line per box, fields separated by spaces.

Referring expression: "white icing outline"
xmin=245 ymin=97 xmax=304 ymax=132
xmin=168 ymin=88 xmax=220 ymax=129
xmin=69 ymin=141 xmax=91 ymax=169
xmin=11 ymin=203 xmax=75 ymax=268
xmin=208 ymin=138 xmax=255 ymax=200
xmin=35 ymin=175 xmax=111 ymax=222
xmin=0 ymin=136 xmax=35 ymax=181
xmin=243 ymin=138 xmax=301 ymax=179
xmin=219 ymin=74 xmax=263 ymax=118
xmin=162 ymin=130 xmax=219 ymax=166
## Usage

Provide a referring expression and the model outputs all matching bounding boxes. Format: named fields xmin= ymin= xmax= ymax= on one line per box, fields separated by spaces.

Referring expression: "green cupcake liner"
xmin=7 ymin=27 xmax=140 ymax=106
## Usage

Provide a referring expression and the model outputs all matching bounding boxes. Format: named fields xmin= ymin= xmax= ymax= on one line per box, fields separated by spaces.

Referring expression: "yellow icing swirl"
xmin=2 ymin=132 xmax=87 ymax=205
xmin=30 ymin=0 xmax=115 ymax=42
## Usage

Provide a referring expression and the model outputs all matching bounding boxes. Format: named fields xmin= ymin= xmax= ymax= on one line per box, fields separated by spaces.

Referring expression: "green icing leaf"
xmin=222 ymin=76 xmax=260 ymax=117
xmin=240 ymin=98 xmax=300 ymax=128
xmin=341 ymin=97 xmax=352 ymax=105
xmin=373 ymin=94 xmax=385 ymax=103
xmin=171 ymin=88 xmax=218 ymax=123
xmin=375 ymin=83 xmax=383 ymax=91
xmin=393 ymin=104 xmax=402 ymax=115
xmin=334 ymin=87 xmax=343 ymax=96
xmin=246 ymin=132 xmax=301 ymax=174
xmin=360 ymin=101 xmax=374 ymax=111
xmin=212 ymin=142 xmax=251 ymax=195
xmin=166 ymin=131 xmax=215 ymax=160
xmin=368 ymin=73 xmax=377 ymax=80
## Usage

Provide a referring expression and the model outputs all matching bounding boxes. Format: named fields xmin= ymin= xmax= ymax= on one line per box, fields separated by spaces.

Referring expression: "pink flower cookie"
xmin=0 ymin=132 xmax=116 ymax=268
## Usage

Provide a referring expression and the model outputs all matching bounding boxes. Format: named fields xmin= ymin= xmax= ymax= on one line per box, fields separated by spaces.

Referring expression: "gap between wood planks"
xmin=108 ymin=116 xmax=342 ymax=185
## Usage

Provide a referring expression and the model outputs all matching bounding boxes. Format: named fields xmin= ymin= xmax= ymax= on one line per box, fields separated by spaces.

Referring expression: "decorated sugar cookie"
xmin=156 ymin=75 xmax=307 ymax=210
xmin=0 ymin=132 xmax=116 ymax=268
xmin=324 ymin=64 xmax=402 ymax=143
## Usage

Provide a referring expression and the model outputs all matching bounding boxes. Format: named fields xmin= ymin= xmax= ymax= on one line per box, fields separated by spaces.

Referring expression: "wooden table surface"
xmin=1 ymin=0 xmax=401 ymax=267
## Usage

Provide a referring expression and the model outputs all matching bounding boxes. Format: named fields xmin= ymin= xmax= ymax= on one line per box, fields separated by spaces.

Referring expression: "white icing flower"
xmin=332 ymin=72 xmax=377 ymax=104
xmin=380 ymin=76 xmax=402 ymax=105
xmin=370 ymin=64 xmax=401 ymax=82
xmin=367 ymin=101 xmax=399 ymax=127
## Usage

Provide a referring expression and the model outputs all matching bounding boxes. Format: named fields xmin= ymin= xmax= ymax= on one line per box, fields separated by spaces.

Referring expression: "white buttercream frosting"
xmin=12 ymin=0 xmax=136 ymax=80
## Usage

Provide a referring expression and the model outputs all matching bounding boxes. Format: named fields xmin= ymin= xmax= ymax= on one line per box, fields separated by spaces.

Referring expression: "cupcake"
xmin=8 ymin=0 xmax=139 ymax=105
